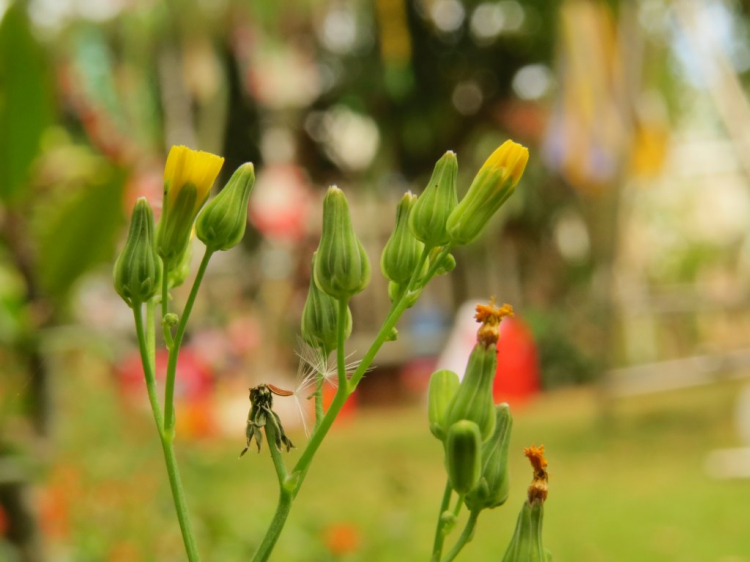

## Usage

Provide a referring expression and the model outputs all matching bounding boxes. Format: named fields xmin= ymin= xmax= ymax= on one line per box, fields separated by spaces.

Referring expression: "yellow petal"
xmin=478 ymin=140 xmax=529 ymax=187
xmin=164 ymin=145 xmax=225 ymax=209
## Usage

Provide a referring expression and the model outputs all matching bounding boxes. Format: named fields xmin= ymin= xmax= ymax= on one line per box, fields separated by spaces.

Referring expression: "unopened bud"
xmin=465 ymin=403 xmax=513 ymax=511
xmin=197 ymin=163 xmax=255 ymax=251
xmin=431 ymin=249 xmax=456 ymax=276
xmin=157 ymin=145 xmax=224 ymax=267
xmin=161 ymin=313 xmax=178 ymax=328
xmin=381 ymin=192 xmax=424 ymax=284
xmin=409 ymin=151 xmax=458 ymax=247
xmin=113 ymin=198 xmax=162 ymax=307
xmin=445 ymin=420 xmax=482 ymax=494
xmin=447 ymin=140 xmax=528 ymax=246
xmin=314 ymin=186 xmax=371 ymax=300
xmin=428 ymin=369 xmax=460 ymax=441
xmin=301 ymin=253 xmax=352 ymax=355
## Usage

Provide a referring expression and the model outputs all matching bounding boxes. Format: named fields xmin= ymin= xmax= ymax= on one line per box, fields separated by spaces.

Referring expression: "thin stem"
xmin=134 ymin=304 xmax=164 ymax=430
xmin=452 ymin=494 xmax=464 ymax=518
xmin=160 ymin=436 xmax=202 ymax=562
xmin=251 ymin=490 xmax=293 ymax=562
xmin=336 ymin=299 xmax=349 ymax=389
xmin=431 ymin=479 xmax=454 ymax=562
xmin=134 ymin=304 xmax=201 ymax=562
xmin=253 ymin=245 xmax=438 ymax=559
xmin=314 ymin=373 xmax=324 ymax=430
xmin=442 ymin=510 xmax=480 ymax=562
xmin=146 ymin=299 xmax=157 ymax=372
xmin=164 ymin=248 xmax=213 ymax=433
xmin=162 ymin=264 xmax=174 ymax=349
xmin=265 ymin=423 xmax=289 ymax=488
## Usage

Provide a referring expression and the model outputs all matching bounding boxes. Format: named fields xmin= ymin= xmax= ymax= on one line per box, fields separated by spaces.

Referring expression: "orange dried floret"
xmin=475 ymin=298 xmax=514 ymax=346
xmin=474 ymin=297 xmax=515 ymax=325
xmin=524 ymin=444 xmax=549 ymax=503
xmin=524 ymin=445 xmax=548 ymax=473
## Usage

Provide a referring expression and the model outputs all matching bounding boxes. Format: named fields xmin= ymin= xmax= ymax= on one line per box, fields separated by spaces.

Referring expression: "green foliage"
xmin=525 ymin=309 xmax=597 ymax=389
xmin=0 ymin=3 xmax=55 ymax=203
xmin=36 ymin=168 xmax=126 ymax=299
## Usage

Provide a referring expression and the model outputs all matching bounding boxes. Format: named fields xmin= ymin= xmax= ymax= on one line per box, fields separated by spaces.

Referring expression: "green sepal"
xmin=196 ymin=162 xmax=255 ymax=251
xmin=445 ymin=420 xmax=482 ymax=495
xmin=501 ymin=499 xmax=546 ymax=562
xmin=445 ymin=338 xmax=497 ymax=441
xmin=447 ymin=167 xmax=514 ymax=246
xmin=409 ymin=151 xmax=458 ymax=247
xmin=113 ymin=198 xmax=162 ymax=307
xmin=465 ymin=403 xmax=513 ymax=511
xmin=157 ymin=181 xmax=199 ymax=268
xmin=381 ymin=191 xmax=424 ymax=284
xmin=301 ymin=252 xmax=352 ymax=355
xmin=314 ymin=186 xmax=371 ymax=300
xmin=167 ymin=238 xmax=192 ymax=289
xmin=428 ymin=369 xmax=460 ymax=441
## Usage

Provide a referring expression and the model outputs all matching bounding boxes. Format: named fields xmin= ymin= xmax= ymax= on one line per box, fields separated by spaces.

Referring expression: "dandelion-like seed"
xmin=292 ymin=340 xmax=367 ymax=437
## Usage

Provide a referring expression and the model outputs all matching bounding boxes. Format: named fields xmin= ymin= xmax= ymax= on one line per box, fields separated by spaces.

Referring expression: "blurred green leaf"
xmin=36 ymin=168 xmax=126 ymax=299
xmin=0 ymin=3 xmax=55 ymax=203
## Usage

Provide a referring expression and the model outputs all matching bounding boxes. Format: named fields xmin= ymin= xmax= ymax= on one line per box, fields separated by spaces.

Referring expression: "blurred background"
xmin=2 ymin=0 xmax=750 ymax=560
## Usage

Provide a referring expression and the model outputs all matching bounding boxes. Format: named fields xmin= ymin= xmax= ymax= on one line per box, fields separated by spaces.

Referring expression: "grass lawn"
xmin=48 ymin=370 xmax=750 ymax=561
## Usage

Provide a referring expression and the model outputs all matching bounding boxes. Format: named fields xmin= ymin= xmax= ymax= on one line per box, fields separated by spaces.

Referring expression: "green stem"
xmin=314 ymin=373 xmax=324 ymax=430
xmin=431 ymin=479 xmax=454 ymax=562
xmin=336 ymin=299 xmax=349 ymax=389
xmin=442 ymin=510 xmax=480 ymax=562
xmin=146 ymin=299 xmax=157 ymax=372
xmin=134 ymin=304 xmax=164 ymax=431
xmin=134 ymin=304 xmax=201 ymax=562
xmin=160 ymin=434 xmax=202 ymax=562
xmin=252 ymin=247 xmax=438 ymax=559
xmin=265 ymin=423 xmax=289 ymax=488
xmin=163 ymin=248 xmax=213 ymax=433
xmin=251 ymin=490 xmax=293 ymax=562
xmin=162 ymin=263 xmax=174 ymax=349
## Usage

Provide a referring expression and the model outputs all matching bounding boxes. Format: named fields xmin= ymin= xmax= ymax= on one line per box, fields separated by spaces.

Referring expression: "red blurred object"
xmin=493 ymin=316 xmax=541 ymax=405
xmin=116 ymin=347 xmax=215 ymax=437
xmin=249 ymin=164 xmax=311 ymax=243
xmin=323 ymin=522 xmax=361 ymax=556
xmin=0 ymin=503 xmax=7 ymax=537
xmin=322 ymin=381 xmax=357 ymax=424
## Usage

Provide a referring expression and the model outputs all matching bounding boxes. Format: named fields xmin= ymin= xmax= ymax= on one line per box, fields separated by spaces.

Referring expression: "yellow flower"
xmin=157 ymin=146 xmax=224 ymax=266
xmin=164 ymin=145 xmax=224 ymax=213
xmin=446 ymin=140 xmax=529 ymax=246
xmin=478 ymin=140 xmax=529 ymax=188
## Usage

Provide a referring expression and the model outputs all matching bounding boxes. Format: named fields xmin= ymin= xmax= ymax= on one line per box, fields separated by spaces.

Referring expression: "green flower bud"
xmin=381 ymin=192 xmax=424 ymax=284
xmin=385 ymin=327 xmax=398 ymax=342
xmin=445 ymin=420 xmax=482 ymax=494
xmin=409 ymin=151 xmax=458 ymax=247
xmin=445 ymin=337 xmax=497 ymax=441
xmin=501 ymin=499 xmax=546 ymax=562
xmin=196 ymin=163 xmax=255 ymax=252
xmin=157 ymin=146 xmax=224 ymax=268
xmin=162 ymin=313 xmax=179 ymax=328
xmin=428 ymin=369 xmax=460 ymax=441
xmin=113 ymin=198 xmax=162 ymax=307
xmin=167 ymin=239 xmax=192 ymax=289
xmin=314 ymin=186 xmax=371 ymax=300
xmin=447 ymin=140 xmax=528 ymax=246
xmin=430 ymin=249 xmax=456 ymax=276
xmin=301 ymin=253 xmax=352 ymax=355
xmin=465 ymin=403 xmax=513 ymax=511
